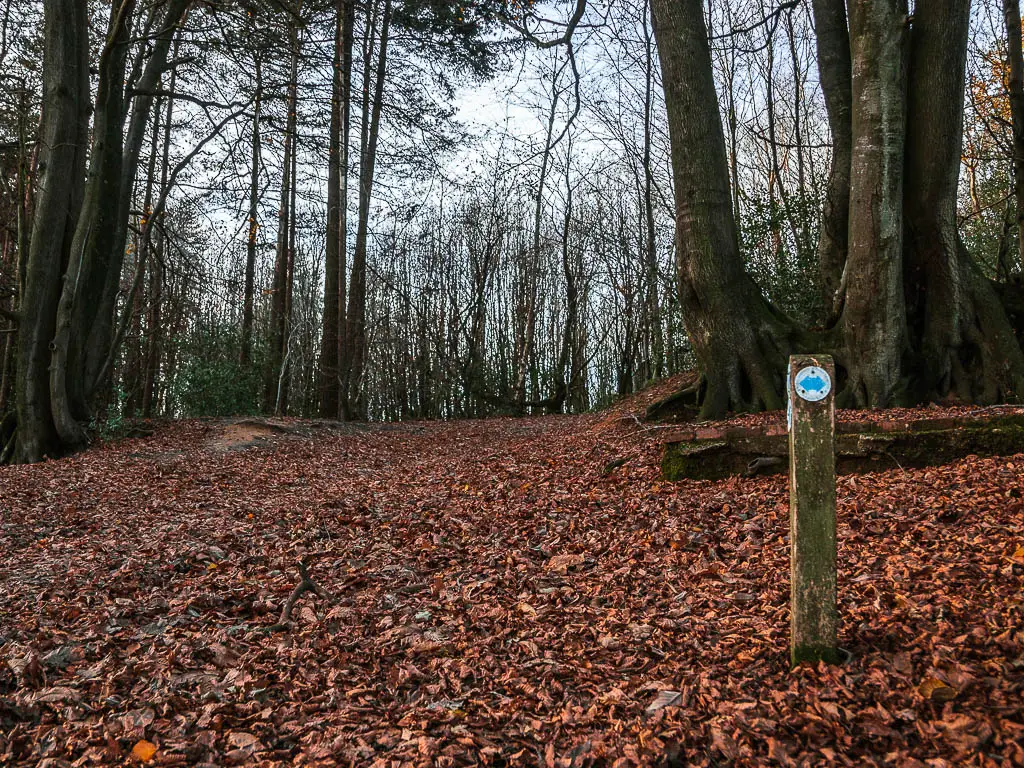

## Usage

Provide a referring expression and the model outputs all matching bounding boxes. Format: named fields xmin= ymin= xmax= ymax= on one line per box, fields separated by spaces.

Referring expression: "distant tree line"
xmin=2 ymin=0 xmax=1024 ymax=463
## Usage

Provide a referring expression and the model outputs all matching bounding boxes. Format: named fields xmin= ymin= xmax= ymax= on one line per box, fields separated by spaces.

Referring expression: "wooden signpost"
xmin=788 ymin=354 xmax=839 ymax=665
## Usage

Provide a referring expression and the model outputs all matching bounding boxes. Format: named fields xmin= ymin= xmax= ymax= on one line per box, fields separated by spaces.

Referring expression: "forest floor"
xmin=1 ymin=380 xmax=1023 ymax=767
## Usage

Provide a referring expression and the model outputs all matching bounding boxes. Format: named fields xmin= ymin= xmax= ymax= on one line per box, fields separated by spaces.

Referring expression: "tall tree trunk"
xmin=1004 ymin=0 xmax=1024 ymax=271
xmin=649 ymin=0 xmax=795 ymax=419
xmin=840 ymin=0 xmax=908 ymax=407
xmin=341 ymin=0 xmax=379 ymax=418
xmin=143 ymin=70 xmax=176 ymax=419
xmin=283 ymin=105 xmax=300 ymax=415
xmin=50 ymin=0 xmax=137 ymax=446
xmin=344 ymin=0 xmax=391 ymax=419
xmin=266 ymin=19 xmax=300 ymax=413
xmin=50 ymin=0 xmax=187 ymax=441
xmin=551 ymin=154 xmax=576 ymax=414
xmin=641 ymin=0 xmax=663 ymax=380
xmin=0 ymin=84 xmax=30 ymax=417
xmin=811 ymin=0 xmax=853 ymax=320
xmin=336 ymin=0 xmax=354 ymax=412
xmin=125 ymin=100 xmax=162 ymax=417
xmin=92 ymin=0 xmax=188 ymax=400
xmin=241 ymin=54 xmax=262 ymax=368
xmin=15 ymin=0 xmax=89 ymax=462
xmin=319 ymin=0 xmax=353 ymax=417
xmin=904 ymin=0 xmax=1024 ymax=401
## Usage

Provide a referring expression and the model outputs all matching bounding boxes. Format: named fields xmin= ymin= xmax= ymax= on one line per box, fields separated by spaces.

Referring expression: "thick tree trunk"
xmin=49 ymin=0 xmax=187 ymax=442
xmin=50 ymin=0 xmax=136 ymax=446
xmin=840 ymin=0 xmax=908 ymax=407
xmin=1005 ymin=0 xmax=1024 ymax=271
xmin=283 ymin=109 xmax=299 ymax=414
xmin=336 ymin=0 xmax=353 ymax=409
xmin=904 ymin=0 xmax=1024 ymax=402
xmin=15 ymin=0 xmax=89 ymax=462
xmin=810 ymin=0 xmax=852 ymax=319
xmin=320 ymin=5 xmax=343 ymax=417
xmin=649 ymin=0 xmax=795 ymax=419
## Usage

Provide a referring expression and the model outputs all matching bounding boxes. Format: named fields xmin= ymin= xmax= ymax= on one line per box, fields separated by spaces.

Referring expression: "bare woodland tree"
xmin=5 ymin=0 xmax=1024 ymax=463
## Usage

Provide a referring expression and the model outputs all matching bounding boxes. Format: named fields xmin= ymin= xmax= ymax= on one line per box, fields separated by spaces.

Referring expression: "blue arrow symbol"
xmin=799 ymin=375 xmax=827 ymax=393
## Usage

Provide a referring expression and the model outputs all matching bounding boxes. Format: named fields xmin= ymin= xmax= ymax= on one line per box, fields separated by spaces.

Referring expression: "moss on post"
xmin=789 ymin=354 xmax=839 ymax=666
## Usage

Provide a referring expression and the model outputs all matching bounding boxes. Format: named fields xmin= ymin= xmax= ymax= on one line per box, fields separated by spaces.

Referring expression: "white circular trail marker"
xmin=794 ymin=365 xmax=832 ymax=402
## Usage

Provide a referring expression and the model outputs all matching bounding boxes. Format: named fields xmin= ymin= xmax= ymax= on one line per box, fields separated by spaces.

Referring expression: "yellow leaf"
xmin=918 ymin=677 xmax=957 ymax=702
xmin=1011 ymin=545 xmax=1024 ymax=564
xmin=132 ymin=740 xmax=158 ymax=762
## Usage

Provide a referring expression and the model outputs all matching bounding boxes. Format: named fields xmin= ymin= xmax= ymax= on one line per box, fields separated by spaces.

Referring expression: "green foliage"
xmin=167 ymin=323 xmax=262 ymax=418
xmin=92 ymin=385 xmax=130 ymax=440
xmin=394 ymin=0 xmax=515 ymax=77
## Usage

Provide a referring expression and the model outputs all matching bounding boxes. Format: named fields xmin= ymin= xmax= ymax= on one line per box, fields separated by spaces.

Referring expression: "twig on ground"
xmin=269 ymin=557 xmax=335 ymax=631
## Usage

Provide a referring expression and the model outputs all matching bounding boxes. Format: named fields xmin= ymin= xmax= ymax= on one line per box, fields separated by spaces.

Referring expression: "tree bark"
xmin=49 ymin=0 xmax=187 ymax=443
xmin=840 ymin=0 xmax=908 ymax=407
xmin=649 ymin=0 xmax=795 ymax=419
xmin=904 ymin=0 xmax=1024 ymax=402
xmin=319 ymin=0 xmax=353 ymax=417
xmin=1004 ymin=0 xmax=1024 ymax=271
xmin=551 ymin=151 xmax=577 ymax=414
xmin=50 ymin=0 xmax=136 ymax=446
xmin=15 ymin=0 xmax=89 ymax=462
xmin=124 ymin=97 xmax=162 ymax=417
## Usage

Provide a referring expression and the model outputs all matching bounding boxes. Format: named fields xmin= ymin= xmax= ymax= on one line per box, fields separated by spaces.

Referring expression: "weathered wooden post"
xmin=788 ymin=354 xmax=838 ymax=665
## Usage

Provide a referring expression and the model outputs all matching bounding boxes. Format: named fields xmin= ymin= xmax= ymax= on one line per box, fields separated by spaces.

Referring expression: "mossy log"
xmin=661 ymin=413 xmax=1024 ymax=481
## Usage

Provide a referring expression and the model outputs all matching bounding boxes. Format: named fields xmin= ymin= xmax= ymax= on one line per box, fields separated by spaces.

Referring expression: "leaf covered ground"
xmin=1 ymin=401 xmax=1023 ymax=767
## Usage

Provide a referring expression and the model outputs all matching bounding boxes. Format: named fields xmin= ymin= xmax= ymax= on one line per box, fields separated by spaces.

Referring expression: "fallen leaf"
xmin=131 ymin=740 xmax=157 ymax=762
xmin=546 ymin=553 xmax=584 ymax=574
xmin=227 ymin=731 xmax=262 ymax=752
xmin=645 ymin=690 xmax=682 ymax=712
xmin=918 ymin=677 xmax=957 ymax=702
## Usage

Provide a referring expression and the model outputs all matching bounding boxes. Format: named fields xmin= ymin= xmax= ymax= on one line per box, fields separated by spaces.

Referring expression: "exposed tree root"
xmin=646 ymin=310 xmax=802 ymax=422
xmin=644 ymin=381 xmax=701 ymax=422
xmin=268 ymin=558 xmax=335 ymax=632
